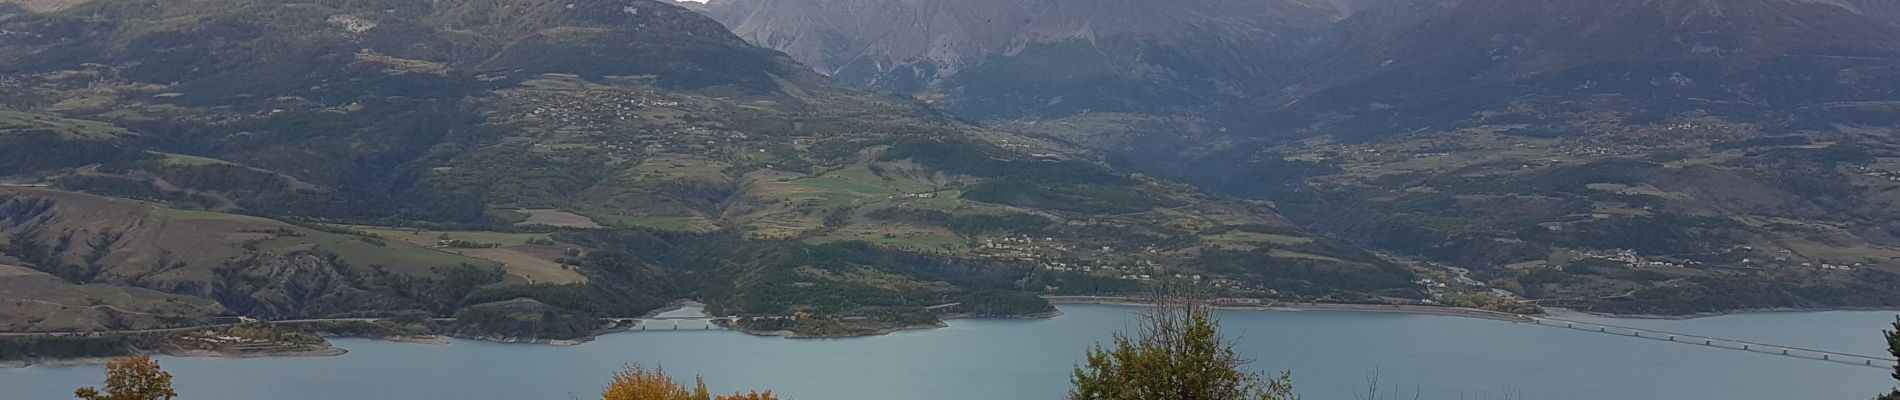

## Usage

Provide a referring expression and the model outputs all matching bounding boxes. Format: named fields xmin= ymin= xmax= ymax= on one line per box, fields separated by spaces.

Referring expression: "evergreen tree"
xmin=1883 ymin=318 xmax=1899 ymax=400
xmin=1069 ymin=290 xmax=1299 ymax=400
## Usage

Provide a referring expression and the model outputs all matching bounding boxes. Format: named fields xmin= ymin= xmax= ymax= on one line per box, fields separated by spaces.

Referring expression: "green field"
xmin=1202 ymin=231 xmax=1315 ymax=250
xmin=339 ymin=226 xmax=551 ymax=247
xmin=1267 ymin=249 xmax=1348 ymax=263
xmin=863 ymin=232 xmax=969 ymax=250
xmin=828 ymin=164 xmax=936 ymax=193
xmin=814 ymin=222 xmax=970 ymax=252
xmin=631 ymin=156 xmax=730 ymax=179
xmin=155 ymin=152 xmax=237 ymax=167
xmin=0 ymin=110 xmax=130 ymax=140
xmin=790 ymin=176 xmax=897 ymax=207
xmin=903 ymin=189 xmax=966 ymax=209
xmin=594 ymin=215 xmax=710 ymax=232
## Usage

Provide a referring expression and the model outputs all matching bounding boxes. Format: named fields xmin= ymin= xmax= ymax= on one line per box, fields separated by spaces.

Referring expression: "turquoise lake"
xmin=3 ymin=305 xmax=1895 ymax=400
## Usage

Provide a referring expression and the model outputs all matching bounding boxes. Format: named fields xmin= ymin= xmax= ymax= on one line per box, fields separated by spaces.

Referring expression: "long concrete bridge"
xmin=1528 ymin=316 xmax=1898 ymax=370
xmin=601 ymin=315 xmax=798 ymax=331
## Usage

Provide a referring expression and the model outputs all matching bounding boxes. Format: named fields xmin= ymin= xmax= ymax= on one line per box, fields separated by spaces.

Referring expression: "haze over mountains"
xmin=699 ymin=0 xmax=1900 ymax=314
xmin=690 ymin=0 xmax=1369 ymax=118
xmin=1293 ymin=0 xmax=1900 ymax=133
xmin=696 ymin=0 xmax=1900 ymax=126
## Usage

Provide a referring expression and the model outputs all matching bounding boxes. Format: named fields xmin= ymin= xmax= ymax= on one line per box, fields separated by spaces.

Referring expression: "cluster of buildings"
xmin=502 ymin=87 xmax=767 ymax=156
xmin=976 ymin=236 xmax=1071 ymax=257
xmin=505 ymin=87 xmax=683 ymax=129
xmin=1205 ymin=277 xmax=1267 ymax=293
xmin=176 ymin=331 xmax=295 ymax=352
xmin=970 ymin=235 xmax=1278 ymax=296
xmin=1550 ymin=143 xmax=1628 ymax=158
xmin=976 ymin=236 xmax=1176 ymax=282
xmin=1809 ymin=262 xmax=1859 ymax=271
xmin=1569 ymin=248 xmax=1688 ymax=269
xmin=1853 ymin=166 xmax=1900 ymax=182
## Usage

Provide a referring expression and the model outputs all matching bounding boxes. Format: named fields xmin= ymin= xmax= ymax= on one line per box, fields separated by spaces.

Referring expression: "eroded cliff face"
xmin=0 ymin=188 xmax=501 ymax=320
xmin=214 ymin=252 xmax=365 ymax=319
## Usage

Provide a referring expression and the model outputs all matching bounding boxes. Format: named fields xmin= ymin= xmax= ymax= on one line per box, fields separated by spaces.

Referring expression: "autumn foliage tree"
xmin=1069 ymin=290 xmax=1299 ymax=400
xmin=74 ymin=355 xmax=177 ymax=400
xmin=601 ymin=364 xmax=779 ymax=400
xmin=712 ymin=391 xmax=781 ymax=400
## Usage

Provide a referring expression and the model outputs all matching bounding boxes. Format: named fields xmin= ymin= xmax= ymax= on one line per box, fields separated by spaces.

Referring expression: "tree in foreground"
xmin=75 ymin=355 xmax=177 ymax=400
xmin=1069 ymin=290 xmax=1299 ymax=400
xmin=601 ymin=364 xmax=779 ymax=400
xmin=1882 ymin=317 xmax=1899 ymax=400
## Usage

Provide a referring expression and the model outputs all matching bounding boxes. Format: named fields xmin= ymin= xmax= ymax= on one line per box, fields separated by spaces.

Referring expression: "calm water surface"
xmin=3 ymin=305 xmax=1895 ymax=400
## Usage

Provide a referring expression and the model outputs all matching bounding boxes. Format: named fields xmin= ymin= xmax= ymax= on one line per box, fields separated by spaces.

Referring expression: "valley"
xmin=0 ymin=0 xmax=1897 ymax=379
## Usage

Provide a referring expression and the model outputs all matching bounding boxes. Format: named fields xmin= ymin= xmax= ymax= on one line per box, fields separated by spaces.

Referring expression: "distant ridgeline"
xmin=703 ymin=0 xmax=1900 ymax=315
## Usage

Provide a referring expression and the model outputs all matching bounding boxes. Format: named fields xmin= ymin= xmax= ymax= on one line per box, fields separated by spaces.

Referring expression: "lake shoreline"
xmin=0 ymin=344 xmax=350 ymax=369
xmin=6 ymin=302 xmax=1890 ymax=368
xmin=7 ymin=305 xmax=1890 ymax=400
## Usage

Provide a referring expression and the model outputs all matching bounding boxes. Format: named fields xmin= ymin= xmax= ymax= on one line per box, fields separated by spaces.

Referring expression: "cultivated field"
xmin=511 ymin=209 xmax=604 ymax=229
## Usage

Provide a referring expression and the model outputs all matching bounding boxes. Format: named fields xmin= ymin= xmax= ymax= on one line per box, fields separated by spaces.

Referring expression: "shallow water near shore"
xmin=3 ymin=305 xmax=1894 ymax=400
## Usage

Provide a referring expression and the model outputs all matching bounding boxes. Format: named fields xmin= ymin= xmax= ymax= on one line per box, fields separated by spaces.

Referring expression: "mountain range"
xmin=0 ymin=0 xmax=1897 ymax=347
xmin=693 ymin=0 xmax=1900 ymax=126
xmin=688 ymin=0 xmax=1369 ymax=119
xmin=697 ymin=0 xmax=1900 ymax=314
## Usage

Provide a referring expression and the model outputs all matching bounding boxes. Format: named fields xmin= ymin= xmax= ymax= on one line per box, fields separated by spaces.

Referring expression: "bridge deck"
xmin=1529 ymin=317 xmax=1898 ymax=370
